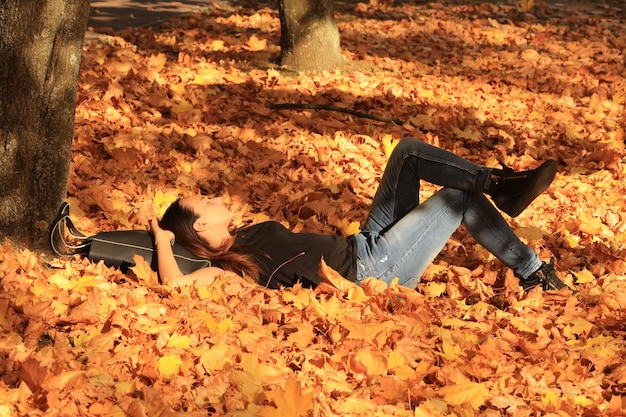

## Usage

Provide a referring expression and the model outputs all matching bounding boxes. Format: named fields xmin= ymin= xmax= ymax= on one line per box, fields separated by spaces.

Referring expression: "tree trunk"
xmin=278 ymin=0 xmax=342 ymax=72
xmin=0 ymin=0 xmax=90 ymax=251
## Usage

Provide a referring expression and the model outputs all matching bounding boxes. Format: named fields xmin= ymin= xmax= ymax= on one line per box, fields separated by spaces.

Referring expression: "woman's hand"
xmin=149 ymin=217 xmax=175 ymax=246
xmin=149 ymin=216 xmax=224 ymax=287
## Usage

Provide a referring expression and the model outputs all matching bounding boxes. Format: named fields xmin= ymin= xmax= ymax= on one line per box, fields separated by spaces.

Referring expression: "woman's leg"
xmin=356 ymin=188 xmax=541 ymax=288
xmin=363 ymin=137 xmax=558 ymax=232
xmin=362 ymin=137 xmax=493 ymax=234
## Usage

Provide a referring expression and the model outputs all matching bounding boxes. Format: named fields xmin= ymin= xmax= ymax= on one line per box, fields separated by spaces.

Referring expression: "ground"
xmin=1 ymin=0 xmax=625 ymax=416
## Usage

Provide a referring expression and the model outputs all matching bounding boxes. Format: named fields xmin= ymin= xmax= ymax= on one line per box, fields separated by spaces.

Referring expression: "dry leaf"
xmin=439 ymin=382 xmax=490 ymax=409
xmin=258 ymin=375 xmax=314 ymax=417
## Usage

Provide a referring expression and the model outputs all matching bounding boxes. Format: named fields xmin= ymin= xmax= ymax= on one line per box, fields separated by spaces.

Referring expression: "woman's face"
xmin=180 ymin=196 xmax=235 ymax=250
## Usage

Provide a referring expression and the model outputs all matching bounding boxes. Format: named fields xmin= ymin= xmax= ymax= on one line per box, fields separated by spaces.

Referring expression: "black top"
xmin=235 ymin=221 xmax=358 ymax=289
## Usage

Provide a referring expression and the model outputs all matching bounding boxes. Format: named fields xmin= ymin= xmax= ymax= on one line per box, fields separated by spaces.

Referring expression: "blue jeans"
xmin=355 ymin=137 xmax=541 ymax=288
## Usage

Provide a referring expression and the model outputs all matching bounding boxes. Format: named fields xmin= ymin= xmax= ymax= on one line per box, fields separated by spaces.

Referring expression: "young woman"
xmin=150 ymin=137 xmax=568 ymax=292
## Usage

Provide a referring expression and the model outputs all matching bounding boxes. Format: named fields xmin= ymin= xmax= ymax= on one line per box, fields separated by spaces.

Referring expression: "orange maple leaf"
xmin=130 ymin=254 xmax=160 ymax=287
xmin=350 ymin=345 xmax=388 ymax=376
xmin=317 ymin=257 xmax=356 ymax=292
xmin=258 ymin=375 xmax=314 ymax=417
xmin=246 ymin=34 xmax=267 ymax=52
xmin=439 ymin=382 xmax=490 ymax=409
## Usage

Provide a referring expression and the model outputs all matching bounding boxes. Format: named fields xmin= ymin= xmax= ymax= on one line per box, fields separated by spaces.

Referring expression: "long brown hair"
xmin=159 ymin=200 xmax=261 ymax=283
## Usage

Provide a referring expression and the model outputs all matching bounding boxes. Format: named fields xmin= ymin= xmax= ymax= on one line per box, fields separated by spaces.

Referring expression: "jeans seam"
xmin=406 ymin=149 xmax=485 ymax=193
xmin=375 ymin=199 xmax=454 ymax=283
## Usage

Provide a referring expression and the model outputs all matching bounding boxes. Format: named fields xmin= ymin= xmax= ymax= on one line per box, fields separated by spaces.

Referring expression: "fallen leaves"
xmin=1 ymin=0 xmax=626 ymax=415
xmin=439 ymin=382 xmax=490 ymax=409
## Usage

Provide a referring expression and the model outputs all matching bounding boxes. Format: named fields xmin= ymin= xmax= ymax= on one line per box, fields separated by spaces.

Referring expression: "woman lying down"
xmin=150 ymin=137 xmax=571 ymax=293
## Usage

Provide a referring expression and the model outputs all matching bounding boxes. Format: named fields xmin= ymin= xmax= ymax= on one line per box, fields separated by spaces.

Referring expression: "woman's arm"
xmin=150 ymin=217 xmax=224 ymax=287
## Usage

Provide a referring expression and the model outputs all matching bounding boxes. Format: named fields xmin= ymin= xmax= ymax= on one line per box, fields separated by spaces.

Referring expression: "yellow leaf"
xmin=48 ymin=272 xmax=73 ymax=290
xmin=318 ymin=257 xmax=356 ymax=292
xmin=562 ymin=230 xmax=580 ymax=248
xmin=167 ymin=332 xmax=191 ymax=348
xmin=50 ymin=300 xmax=69 ymax=316
xmin=563 ymin=317 xmax=595 ymax=338
xmin=208 ymin=40 xmax=224 ymax=51
xmin=565 ymin=126 xmax=584 ymax=140
xmin=414 ymin=399 xmax=449 ymax=416
xmin=508 ymin=317 xmax=535 ymax=334
xmin=514 ymin=226 xmax=545 ymax=241
xmin=340 ymin=220 xmax=361 ymax=236
xmin=541 ymin=390 xmax=558 ymax=406
xmin=286 ymin=321 xmax=315 ymax=346
xmin=453 ymin=127 xmax=482 ymax=142
xmin=439 ymin=382 xmax=489 ymax=409
xmin=581 ymin=335 xmax=620 ymax=360
xmin=191 ymin=67 xmax=222 ymax=85
xmin=230 ymin=353 xmax=268 ymax=397
xmin=423 ymin=281 xmax=447 ymax=297
xmin=157 ymin=355 xmax=183 ymax=378
xmin=52 ymin=370 xmax=87 ymax=391
xmin=578 ymin=211 xmax=609 ymax=236
xmin=575 ymin=395 xmax=594 ymax=407
xmin=388 ymin=351 xmax=415 ymax=379
xmin=72 ymin=329 xmax=99 ymax=348
xmin=171 ymin=99 xmax=194 ymax=115
xmin=130 ymin=254 xmax=159 ymax=287
xmin=441 ymin=334 xmax=462 ymax=361
xmin=280 ymin=288 xmax=311 ymax=309
xmin=519 ymin=0 xmax=535 ymax=12
xmin=309 ymin=294 xmax=342 ymax=321
xmin=198 ymin=340 xmax=231 ymax=373
xmin=351 ymin=346 xmax=388 ymax=376
xmin=382 ymin=134 xmax=399 ymax=157
xmin=154 ymin=189 xmax=179 ymax=217
xmin=346 ymin=285 xmax=369 ymax=303
xmin=246 ymin=34 xmax=267 ymax=52
xmin=201 ymin=312 xmax=233 ymax=335
xmin=343 ymin=319 xmax=392 ymax=346
xmin=387 ymin=350 xmax=405 ymax=370
xmin=573 ymin=268 xmax=596 ymax=284
xmin=409 ymin=114 xmax=437 ymax=131
xmin=115 ymin=380 xmax=133 ymax=396
xmin=65 ymin=197 xmax=85 ymax=217
xmin=417 ymin=88 xmax=435 ymax=100
xmin=258 ymin=375 xmax=314 ymax=417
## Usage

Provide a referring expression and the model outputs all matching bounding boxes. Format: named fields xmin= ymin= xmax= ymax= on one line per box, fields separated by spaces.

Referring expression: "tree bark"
xmin=0 ymin=0 xmax=90 ymax=250
xmin=278 ymin=0 xmax=342 ymax=72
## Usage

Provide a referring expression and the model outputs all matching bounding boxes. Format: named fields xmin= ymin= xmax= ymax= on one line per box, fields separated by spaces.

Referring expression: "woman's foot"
xmin=488 ymin=160 xmax=558 ymax=217
xmin=520 ymin=259 xmax=571 ymax=292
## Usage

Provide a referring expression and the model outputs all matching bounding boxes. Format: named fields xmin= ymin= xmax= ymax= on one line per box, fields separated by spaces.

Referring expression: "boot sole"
xmin=496 ymin=160 xmax=558 ymax=217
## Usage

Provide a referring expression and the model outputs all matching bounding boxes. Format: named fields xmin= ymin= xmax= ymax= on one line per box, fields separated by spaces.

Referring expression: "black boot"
xmin=487 ymin=160 xmax=558 ymax=217
xmin=520 ymin=259 xmax=571 ymax=292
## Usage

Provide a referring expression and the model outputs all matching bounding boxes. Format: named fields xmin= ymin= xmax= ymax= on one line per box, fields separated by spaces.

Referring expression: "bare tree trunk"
xmin=0 ymin=0 xmax=90 ymax=250
xmin=278 ymin=0 xmax=342 ymax=72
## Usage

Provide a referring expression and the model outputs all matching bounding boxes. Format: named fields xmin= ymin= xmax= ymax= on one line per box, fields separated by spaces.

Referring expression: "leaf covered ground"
xmin=2 ymin=0 xmax=626 ymax=415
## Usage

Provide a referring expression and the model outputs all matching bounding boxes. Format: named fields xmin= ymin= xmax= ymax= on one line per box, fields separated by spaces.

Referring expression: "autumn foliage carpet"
xmin=2 ymin=1 xmax=626 ymax=415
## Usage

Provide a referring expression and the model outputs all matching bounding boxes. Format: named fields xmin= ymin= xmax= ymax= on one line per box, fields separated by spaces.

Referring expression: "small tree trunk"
xmin=278 ymin=0 xmax=342 ymax=72
xmin=0 ymin=0 xmax=90 ymax=250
